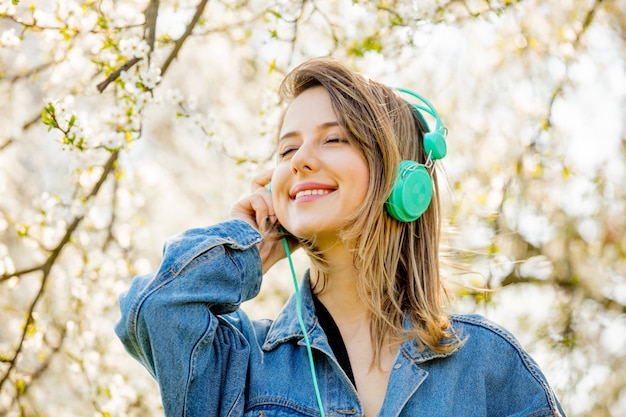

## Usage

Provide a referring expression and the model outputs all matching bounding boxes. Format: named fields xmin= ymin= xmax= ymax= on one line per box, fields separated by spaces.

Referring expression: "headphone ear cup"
xmin=385 ymin=160 xmax=433 ymax=222
xmin=423 ymin=130 xmax=447 ymax=160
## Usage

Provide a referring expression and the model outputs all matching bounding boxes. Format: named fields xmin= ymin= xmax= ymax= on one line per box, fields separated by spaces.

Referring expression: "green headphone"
xmin=385 ymin=88 xmax=448 ymax=222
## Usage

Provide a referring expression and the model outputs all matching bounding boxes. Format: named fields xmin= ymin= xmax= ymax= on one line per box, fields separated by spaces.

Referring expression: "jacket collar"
xmin=263 ymin=270 xmax=319 ymax=351
xmin=262 ymin=270 xmax=464 ymax=363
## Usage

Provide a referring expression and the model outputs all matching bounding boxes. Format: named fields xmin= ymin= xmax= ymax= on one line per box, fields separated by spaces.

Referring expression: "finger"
xmin=251 ymin=181 xmax=275 ymax=217
xmin=230 ymin=192 xmax=267 ymax=225
xmin=249 ymin=194 xmax=271 ymax=230
xmin=251 ymin=168 xmax=274 ymax=192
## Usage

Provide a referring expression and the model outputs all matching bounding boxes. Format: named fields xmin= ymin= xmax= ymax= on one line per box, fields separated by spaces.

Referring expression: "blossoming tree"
xmin=0 ymin=0 xmax=624 ymax=416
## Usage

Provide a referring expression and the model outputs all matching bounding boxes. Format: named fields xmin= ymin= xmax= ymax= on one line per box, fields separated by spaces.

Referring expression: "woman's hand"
xmin=229 ymin=169 xmax=299 ymax=274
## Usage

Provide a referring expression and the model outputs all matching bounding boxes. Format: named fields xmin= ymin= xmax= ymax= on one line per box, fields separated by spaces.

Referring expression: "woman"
xmin=116 ymin=57 xmax=566 ymax=417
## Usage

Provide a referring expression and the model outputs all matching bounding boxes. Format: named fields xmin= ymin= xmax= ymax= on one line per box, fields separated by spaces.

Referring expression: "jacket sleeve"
xmin=115 ymin=219 xmax=263 ymax=416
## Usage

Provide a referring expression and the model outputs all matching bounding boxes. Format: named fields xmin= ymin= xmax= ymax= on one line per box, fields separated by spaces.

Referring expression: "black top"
xmin=312 ymin=295 xmax=356 ymax=387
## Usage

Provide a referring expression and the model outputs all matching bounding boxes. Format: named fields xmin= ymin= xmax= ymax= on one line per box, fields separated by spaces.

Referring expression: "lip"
xmin=289 ymin=182 xmax=337 ymax=200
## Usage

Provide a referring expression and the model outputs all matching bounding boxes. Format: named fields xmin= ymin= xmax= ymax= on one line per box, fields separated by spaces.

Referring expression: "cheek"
xmin=355 ymin=177 xmax=370 ymax=207
xmin=351 ymin=161 xmax=370 ymax=201
xmin=270 ymin=167 xmax=290 ymax=218
xmin=270 ymin=164 xmax=286 ymax=194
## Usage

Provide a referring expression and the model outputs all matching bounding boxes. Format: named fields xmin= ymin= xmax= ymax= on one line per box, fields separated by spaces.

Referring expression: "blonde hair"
xmin=278 ymin=57 xmax=461 ymax=363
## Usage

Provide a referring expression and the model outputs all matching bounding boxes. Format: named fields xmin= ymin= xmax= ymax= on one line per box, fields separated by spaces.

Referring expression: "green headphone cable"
xmin=281 ymin=235 xmax=327 ymax=417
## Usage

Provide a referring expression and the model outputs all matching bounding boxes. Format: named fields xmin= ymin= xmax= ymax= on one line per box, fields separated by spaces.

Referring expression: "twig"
xmin=96 ymin=57 xmax=141 ymax=93
xmin=160 ymin=0 xmax=209 ymax=76
xmin=575 ymin=0 xmax=603 ymax=44
xmin=144 ymin=0 xmax=160 ymax=53
xmin=0 ymin=113 xmax=43 ymax=153
xmin=8 ymin=326 xmax=67 ymax=409
xmin=0 ymin=139 xmax=13 ymax=151
xmin=0 ymin=151 xmax=119 ymax=393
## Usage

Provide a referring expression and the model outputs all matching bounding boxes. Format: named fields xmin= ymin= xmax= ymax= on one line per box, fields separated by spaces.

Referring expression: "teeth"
xmin=295 ymin=189 xmax=331 ymax=199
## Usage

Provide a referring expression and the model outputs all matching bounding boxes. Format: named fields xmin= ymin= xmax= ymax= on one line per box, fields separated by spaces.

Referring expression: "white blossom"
xmin=0 ymin=28 xmax=20 ymax=47
xmin=54 ymin=95 xmax=76 ymax=125
xmin=519 ymin=255 xmax=554 ymax=281
xmin=0 ymin=0 xmax=16 ymax=16
xmin=56 ymin=0 xmax=81 ymax=21
xmin=488 ymin=255 xmax=515 ymax=282
xmin=69 ymin=121 xmax=92 ymax=142
xmin=33 ymin=8 xmax=55 ymax=27
xmin=165 ymin=88 xmax=183 ymax=104
xmin=102 ymin=131 xmax=126 ymax=149
xmin=187 ymin=94 xmax=198 ymax=111
xmin=135 ymin=91 xmax=152 ymax=108
xmin=140 ymin=66 xmax=161 ymax=89
xmin=119 ymin=69 xmax=135 ymax=85
xmin=123 ymin=78 xmax=140 ymax=94
xmin=119 ymin=37 xmax=150 ymax=59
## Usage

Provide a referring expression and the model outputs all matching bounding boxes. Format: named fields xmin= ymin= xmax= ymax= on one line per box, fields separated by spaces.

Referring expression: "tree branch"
xmin=0 ymin=151 xmax=119 ymax=394
xmin=8 ymin=60 xmax=57 ymax=84
xmin=96 ymin=57 xmax=142 ymax=93
xmin=95 ymin=1 xmax=159 ymax=93
xmin=0 ymin=138 xmax=13 ymax=151
xmin=144 ymin=0 xmax=160 ymax=53
xmin=8 ymin=326 xmax=67 ymax=409
xmin=160 ymin=0 xmax=209 ymax=76
xmin=575 ymin=0 xmax=604 ymax=44
xmin=0 ymin=113 xmax=43 ymax=153
xmin=501 ymin=272 xmax=626 ymax=314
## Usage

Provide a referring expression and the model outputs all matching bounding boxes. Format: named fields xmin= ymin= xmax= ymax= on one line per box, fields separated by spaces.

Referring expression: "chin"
xmin=286 ymin=227 xmax=318 ymax=241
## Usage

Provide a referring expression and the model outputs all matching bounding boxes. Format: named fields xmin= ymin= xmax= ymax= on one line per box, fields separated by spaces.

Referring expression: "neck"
xmin=309 ymin=242 xmax=370 ymax=325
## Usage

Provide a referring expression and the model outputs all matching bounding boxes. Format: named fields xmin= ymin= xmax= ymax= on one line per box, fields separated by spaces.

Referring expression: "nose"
xmin=290 ymin=140 xmax=319 ymax=175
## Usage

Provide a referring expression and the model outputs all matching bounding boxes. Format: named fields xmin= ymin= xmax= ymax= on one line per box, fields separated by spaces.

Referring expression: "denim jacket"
xmin=116 ymin=220 xmax=566 ymax=417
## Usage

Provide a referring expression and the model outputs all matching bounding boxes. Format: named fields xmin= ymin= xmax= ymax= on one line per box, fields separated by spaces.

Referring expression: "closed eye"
xmin=325 ymin=137 xmax=349 ymax=144
xmin=279 ymin=147 xmax=298 ymax=159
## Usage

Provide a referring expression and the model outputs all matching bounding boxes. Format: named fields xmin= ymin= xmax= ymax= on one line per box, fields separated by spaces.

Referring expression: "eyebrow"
xmin=279 ymin=121 xmax=341 ymax=142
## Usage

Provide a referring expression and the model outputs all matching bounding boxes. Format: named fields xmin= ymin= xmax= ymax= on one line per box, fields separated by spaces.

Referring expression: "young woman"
xmin=116 ymin=57 xmax=566 ymax=417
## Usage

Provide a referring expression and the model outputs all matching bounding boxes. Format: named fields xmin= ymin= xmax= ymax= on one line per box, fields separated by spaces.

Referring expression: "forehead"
xmin=280 ymin=86 xmax=339 ymax=135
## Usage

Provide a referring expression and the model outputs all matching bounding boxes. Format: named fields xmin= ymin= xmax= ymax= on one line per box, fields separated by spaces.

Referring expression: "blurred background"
xmin=0 ymin=0 xmax=624 ymax=415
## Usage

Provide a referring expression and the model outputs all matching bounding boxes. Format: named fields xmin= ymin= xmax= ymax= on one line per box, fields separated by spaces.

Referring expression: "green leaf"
xmin=348 ymin=35 xmax=383 ymax=57
xmin=97 ymin=16 xmax=108 ymax=29
xmin=390 ymin=14 xmax=404 ymax=26
xmin=16 ymin=224 xmax=28 ymax=237
xmin=16 ymin=379 xmax=26 ymax=395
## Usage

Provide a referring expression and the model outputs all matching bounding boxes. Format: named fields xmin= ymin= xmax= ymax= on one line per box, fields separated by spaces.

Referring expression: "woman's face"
xmin=271 ymin=86 xmax=370 ymax=246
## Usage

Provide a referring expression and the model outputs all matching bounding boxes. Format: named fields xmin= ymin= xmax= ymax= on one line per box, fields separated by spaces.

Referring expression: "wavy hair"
xmin=278 ymin=57 xmax=462 ymax=364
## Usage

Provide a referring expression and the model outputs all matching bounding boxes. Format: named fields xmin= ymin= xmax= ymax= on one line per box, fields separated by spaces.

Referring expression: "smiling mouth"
xmin=294 ymin=189 xmax=333 ymax=200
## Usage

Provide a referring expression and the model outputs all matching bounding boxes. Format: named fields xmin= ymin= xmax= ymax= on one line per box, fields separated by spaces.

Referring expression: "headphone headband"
xmin=384 ymin=87 xmax=449 ymax=222
xmin=395 ymin=87 xmax=447 ymax=161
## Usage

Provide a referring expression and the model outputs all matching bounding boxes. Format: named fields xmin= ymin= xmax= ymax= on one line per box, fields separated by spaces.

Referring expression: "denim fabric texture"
xmin=116 ymin=219 xmax=566 ymax=417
